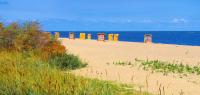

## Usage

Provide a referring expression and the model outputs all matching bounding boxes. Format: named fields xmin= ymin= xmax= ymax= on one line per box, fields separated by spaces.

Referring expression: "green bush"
xmin=49 ymin=53 xmax=87 ymax=70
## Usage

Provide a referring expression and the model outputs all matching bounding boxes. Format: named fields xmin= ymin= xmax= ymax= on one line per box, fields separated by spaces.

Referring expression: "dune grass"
xmin=0 ymin=51 xmax=151 ymax=95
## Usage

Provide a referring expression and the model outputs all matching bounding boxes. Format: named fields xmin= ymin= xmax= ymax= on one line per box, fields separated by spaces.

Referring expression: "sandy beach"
xmin=61 ymin=38 xmax=200 ymax=95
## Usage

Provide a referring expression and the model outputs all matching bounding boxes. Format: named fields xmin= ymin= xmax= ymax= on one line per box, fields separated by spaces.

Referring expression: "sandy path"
xmin=61 ymin=38 xmax=200 ymax=95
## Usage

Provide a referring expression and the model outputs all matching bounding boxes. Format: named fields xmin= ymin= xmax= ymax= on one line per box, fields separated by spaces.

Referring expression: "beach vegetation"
xmin=0 ymin=51 xmax=147 ymax=95
xmin=113 ymin=61 xmax=132 ymax=66
xmin=0 ymin=21 xmax=151 ymax=95
xmin=49 ymin=53 xmax=87 ymax=70
xmin=140 ymin=60 xmax=200 ymax=75
xmin=113 ymin=59 xmax=200 ymax=76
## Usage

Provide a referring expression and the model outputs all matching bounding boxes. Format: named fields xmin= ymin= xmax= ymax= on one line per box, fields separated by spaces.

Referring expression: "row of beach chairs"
xmin=54 ymin=32 xmax=152 ymax=43
xmin=55 ymin=32 xmax=119 ymax=41
xmin=72 ymin=32 xmax=119 ymax=41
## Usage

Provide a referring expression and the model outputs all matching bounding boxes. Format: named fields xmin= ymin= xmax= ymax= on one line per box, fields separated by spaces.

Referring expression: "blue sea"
xmin=50 ymin=31 xmax=200 ymax=46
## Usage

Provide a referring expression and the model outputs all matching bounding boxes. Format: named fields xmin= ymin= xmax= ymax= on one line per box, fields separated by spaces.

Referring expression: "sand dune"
xmin=61 ymin=38 xmax=200 ymax=95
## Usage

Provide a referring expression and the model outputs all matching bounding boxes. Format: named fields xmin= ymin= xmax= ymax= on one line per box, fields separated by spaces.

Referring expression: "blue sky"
xmin=0 ymin=0 xmax=200 ymax=31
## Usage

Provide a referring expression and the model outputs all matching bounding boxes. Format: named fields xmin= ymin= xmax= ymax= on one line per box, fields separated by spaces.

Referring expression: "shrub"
xmin=13 ymin=22 xmax=53 ymax=51
xmin=0 ymin=21 xmax=85 ymax=70
xmin=41 ymin=41 xmax=66 ymax=60
xmin=49 ymin=53 xmax=87 ymax=70
xmin=0 ymin=21 xmax=66 ymax=55
xmin=0 ymin=20 xmax=83 ymax=69
xmin=0 ymin=22 xmax=22 ymax=50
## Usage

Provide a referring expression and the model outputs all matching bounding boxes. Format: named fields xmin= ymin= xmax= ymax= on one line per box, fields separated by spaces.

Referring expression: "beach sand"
xmin=61 ymin=38 xmax=200 ymax=95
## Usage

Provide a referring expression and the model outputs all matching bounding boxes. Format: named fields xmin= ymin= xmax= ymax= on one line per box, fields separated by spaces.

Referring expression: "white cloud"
xmin=172 ymin=18 xmax=187 ymax=23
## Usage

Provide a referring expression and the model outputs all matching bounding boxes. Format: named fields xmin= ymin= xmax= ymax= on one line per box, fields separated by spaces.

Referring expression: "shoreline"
xmin=60 ymin=37 xmax=200 ymax=48
xmin=52 ymin=30 xmax=200 ymax=46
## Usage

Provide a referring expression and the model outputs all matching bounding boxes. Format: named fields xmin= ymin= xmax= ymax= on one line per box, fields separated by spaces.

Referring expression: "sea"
xmin=50 ymin=31 xmax=200 ymax=46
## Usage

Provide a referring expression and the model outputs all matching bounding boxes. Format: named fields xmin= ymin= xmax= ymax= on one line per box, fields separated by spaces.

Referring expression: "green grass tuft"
xmin=113 ymin=61 xmax=132 ymax=66
xmin=49 ymin=53 xmax=87 ymax=70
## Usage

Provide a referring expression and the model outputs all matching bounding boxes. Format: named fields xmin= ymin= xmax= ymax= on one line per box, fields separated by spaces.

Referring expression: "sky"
xmin=0 ymin=0 xmax=200 ymax=31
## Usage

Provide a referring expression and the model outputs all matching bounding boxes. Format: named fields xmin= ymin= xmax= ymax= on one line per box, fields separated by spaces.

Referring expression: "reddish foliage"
xmin=43 ymin=42 xmax=66 ymax=54
xmin=0 ymin=22 xmax=66 ymax=56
